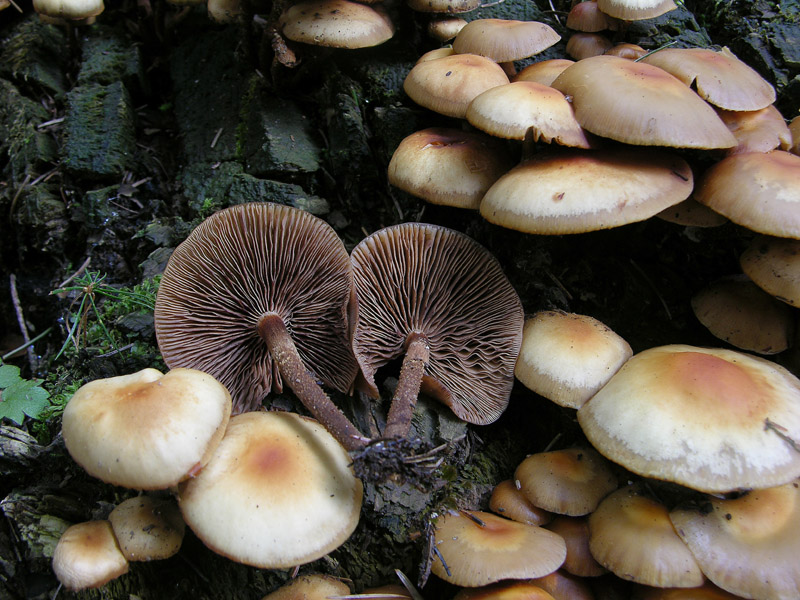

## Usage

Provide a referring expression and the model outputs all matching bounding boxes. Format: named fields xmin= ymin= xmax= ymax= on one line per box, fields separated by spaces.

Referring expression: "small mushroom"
xmin=108 ymin=496 xmax=185 ymax=562
xmin=280 ymin=0 xmax=394 ymax=49
xmin=52 ymin=521 xmax=129 ymax=592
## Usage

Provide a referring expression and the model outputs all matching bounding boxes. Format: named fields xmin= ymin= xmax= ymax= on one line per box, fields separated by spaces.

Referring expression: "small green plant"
xmin=0 ymin=363 xmax=50 ymax=425
xmin=51 ymin=271 xmax=159 ymax=359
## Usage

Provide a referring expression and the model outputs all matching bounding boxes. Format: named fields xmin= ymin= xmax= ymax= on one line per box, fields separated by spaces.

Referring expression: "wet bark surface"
xmin=0 ymin=0 xmax=798 ymax=598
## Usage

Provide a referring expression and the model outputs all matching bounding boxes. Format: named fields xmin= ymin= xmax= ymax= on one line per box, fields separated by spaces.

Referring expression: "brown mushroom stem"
xmin=257 ymin=313 xmax=369 ymax=452
xmin=383 ymin=332 xmax=430 ymax=440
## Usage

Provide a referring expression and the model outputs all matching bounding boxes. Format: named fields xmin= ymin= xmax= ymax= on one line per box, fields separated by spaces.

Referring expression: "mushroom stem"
xmin=257 ymin=313 xmax=369 ymax=451
xmin=383 ymin=332 xmax=430 ymax=440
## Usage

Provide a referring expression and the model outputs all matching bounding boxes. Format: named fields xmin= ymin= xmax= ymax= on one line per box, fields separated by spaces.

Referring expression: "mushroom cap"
xmin=550 ymin=55 xmax=737 ymax=149
xmin=62 ymin=368 xmax=232 ymax=490
xmin=452 ymin=19 xmax=560 ymax=63
xmin=280 ymin=0 xmax=394 ymax=49
xmin=693 ymin=150 xmax=800 ymax=239
xmin=544 ymin=516 xmax=607 ymax=577
xmin=514 ymin=311 xmax=632 ymax=409
xmin=178 ymin=411 xmax=363 ymax=568
xmin=565 ymin=32 xmax=613 ymax=60
xmin=790 ymin=116 xmax=800 ymax=156
xmin=588 ymin=485 xmax=704 ymax=588
xmin=154 ymin=202 xmax=359 ymax=414
xmin=479 ymin=147 xmax=693 ymax=235
xmin=403 ymin=53 xmax=510 ymax=119
xmin=604 ymin=42 xmax=647 ymax=60
xmin=640 ymin=47 xmax=776 ymax=112
xmin=595 ymin=0 xmax=676 ymax=20
xmin=717 ymin=105 xmax=792 ymax=156
xmin=465 ymin=81 xmax=592 ymax=147
xmin=453 ymin=580 xmax=557 ymax=600
xmin=261 ymin=574 xmax=351 ymax=600
xmin=531 ymin=570 xmax=596 ymax=600
xmin=387 ymin=127 xmax=513 ymax=210
xmin=655 ymin=196 xmax=729 ymax=228
xmin=406 ymin=0 xmax=479 ymax=13
xmin=108 ymin=496 xmax=185 ymax=561
xmin=670 ymin=479 xmax=800 ymax=599
xmin=578 ymin=344 xmax=800 ymax=492
xmin=512 ymin=59 xmax=575 ymax=86
xmin=427 ymin=17 xmax=468 ymax=42
xmin=52 ymin=521 xmax=129 ymax=592
xmin=350 ymin=222 xmax=524 ymax=425
xmin=430 ymin=510 xmax=567 ymax=587
xmin=515 ymin=447 xmax=618 ymax=516
xmin=690 ymin=275 xmax=795 ymax=355
xmin=32 ymin=0 xmax=103 ymax=19
xmin=631 ymin=581 xmax=748 ymax=599
xmin=489 ymin=479 xmax=554 ymax=526
xmin=566 ymin=1 xmax=620 ymax=32
xmin=740 ymin=235 xmax=800 ymax=307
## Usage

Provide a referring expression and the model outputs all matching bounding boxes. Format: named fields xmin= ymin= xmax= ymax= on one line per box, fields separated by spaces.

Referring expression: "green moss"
xmin=77 ymin=27 xmax=146 ymax=93
xmin=0 ymin=15 xmax=67 ymax=96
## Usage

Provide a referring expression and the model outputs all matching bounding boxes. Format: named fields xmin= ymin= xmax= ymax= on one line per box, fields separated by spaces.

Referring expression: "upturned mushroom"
xmin=154 ymin=202 xmax=368 ymax=451
xmin=350 ymin=222 xmax=524 ymax=441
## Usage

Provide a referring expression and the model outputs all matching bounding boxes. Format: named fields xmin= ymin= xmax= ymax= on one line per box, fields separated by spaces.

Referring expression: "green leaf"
xmin=0 ymin=364 xmax=22 ymax=388
xmin=0 ymin=375 xmax=50 ymax=425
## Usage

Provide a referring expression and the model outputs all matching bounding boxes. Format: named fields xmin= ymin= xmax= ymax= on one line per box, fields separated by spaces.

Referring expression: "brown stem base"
xmin=257 ymin=313 xmax=369 ymax=451
xmin=383 ymin=332 xmax=430 ymax=440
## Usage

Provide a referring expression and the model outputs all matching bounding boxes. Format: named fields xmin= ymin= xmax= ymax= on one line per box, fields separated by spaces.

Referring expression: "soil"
xmin=0 ymin=0 xmax=799 ymax=599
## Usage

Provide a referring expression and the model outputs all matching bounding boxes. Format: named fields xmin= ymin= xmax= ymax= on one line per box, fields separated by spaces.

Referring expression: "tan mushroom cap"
xmin=740 ymin=235 xmax=800 ymax=307
xmin=387 ymin=127 xmax=513 ymax=210
xmin=530 ymin=570 xmax=596 ymax=600
xmin=261 ymin=574 xmax=351 ymax=600
xmin=790 ymin=116 xmax=800 ymax=156
xmin=417 ymin=47 xmax=456 ymax=63
xmin=670 ymin=479 xmax=800 ymax=600
xmin=717 ymin=105 xmax=792 ymax=155
xmin=512 ymin=59 xmax=575 ymax=86
xmin=428 ymin=17 xmax=468 ymax=42
xmin=589 ymin=485 xmax=704 ymax=588
xmin=466 ymin=82 xmax=591 ymax=147
xmin=178 ymin=411 xmax=363 ymax=569
xmin=453 ymin=580 xmax=557 ymax=600
xmin=407 ymin=0 xmax=479 ymax=13
xmin=515 ymin=311 xmax=632 ymax=409
xmin=566 ymin=1 xmax=620 ymax=32
xmin=596 ymin=0 xmax=676 ymax=20
xmin=430 ymin=510 xmax=567 ymax=587
xmin=551 ymin=55 xmax=737 ymax=149
xmin=452 ymin=19 xmax=560 ymax=63
xmin=545 ymin=516 xmax=607 ymax=577
xmin=656 ymin=197 xmax=729 ymax=228
xmin=280 ymin=0 xmax=394 ymax=48
xmin=640 ymin=47 xmax=776 ymax=112
xmin=691 ymin=275 xmax=795 ymax=355
xmin=108 ymin=496 xmax=185 ymax=561
xmin=604 ymin=42 xmax=647 ymax=60
xmin=565 ymin=33 xmax=613 ymax=60
xmin=694 ymin=150 xmax=800 ymax=239
xmin=489 ymin=479 xmax=554 ymax=526
xmin=351 ymin=222 xmax=523 ymax=425
xmin=480 ymin=147 xmax=693 ymax=235
xmin=32 ymin=0 xmax=103 ymax=19
xmin=62 ymin=368 xmax=232 ymax=490
xmin=632 ymin=581 xmax=748 ymax=599
xmin=578 ymin=344 xmax=800 ymax=493
xmin=403 ymin=53 xmax=510 ymax=119
xmin=52 ymin=521 xmax=129 ymax=592
xmin=154 ymin=202 xmax=359 ymax=415
xmin=515 ymin=447 xmax=618 ymax=516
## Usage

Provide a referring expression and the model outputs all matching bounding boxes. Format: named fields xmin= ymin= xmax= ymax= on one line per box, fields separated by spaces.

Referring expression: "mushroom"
xmin=280 ymin=0 xmax=394 ymax=49
xmin=427 ymin=17 xmax=468 ymax=43
xmin=670 ymin=479 xmax=800 ymax=599
xmin=32 ymin=0 xmax=103 ymax=20
xmin=565 ymin=33 xmax=613 ymax=60
xmin=716 ymin=105 xmax=792 ymax=155
xmin=596 ymin=0 xmax=676 ymax=20
xmin=655 ymin=196 xmax=729 ymax=228
xmin=489 ymin=479 xmax=553 ymax=526
xmin=261 ymin=574 xmax=351 ymax=600
xmin=453 ymin=580 xmax=558 ymax=600
xmin=154 ymin=203 xmax=367 ymax=451
xmin=108 ymin=496 xmax=185 ymax=562
xmin=566 ymin=1 xmax=621 ymax=32
xmin=52 ymin=521 xmax=129 ymax=592
xmin=740 ymin=235 xmax=800 ymax=307
xmin=512 ymin=59 xmax=574 ymax=86
xmin=350 ymin=222 xmax=524 ymax=440
xmin=178 ymin=411 xmax=363 ymax=568
xmin=430 ymin=510 xmax=567 ymax=587
xmin=578 ymin=344 xmax=800 ymax=492
xmin=61 ymin=368 xmax=231 ymax=490
xmin=545 ymin=516 xmax=607 ymax=577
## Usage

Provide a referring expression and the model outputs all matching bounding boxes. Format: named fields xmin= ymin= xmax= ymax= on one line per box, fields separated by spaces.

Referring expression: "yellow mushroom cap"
xmin=452 ymin=19 xmax=560 ymax=63
xmin=640 ymin=47 xmax=776 ymax=112
xmin=694 ymin=150 xmax=800 ymax=239
xmin=515 ymin=311 xmax=632 ymax=409
xmin=108 ymin=496 xmax=185 ymax=561
xmin=261 ymin=574 xmax=351 ymax=600
xmin=489 ymin=479 xmax=553 ymax=526
xmin=551 ymin=55 xmax=737 ymax=149
xmin=670 ymin=479 xmax=800 ymax=599
xmin=578 ymin=344 xmax=800 ymax=492
xmin=52 ymin=521 xmax=129 ymax=592
xmin=515 ymin=447 xmax=618 ymax=516
xmin=588 ymin=485 xmax=704 ymax=588
xmin=62 ymin=368 xmax=232 ymax=490
xmin=453 ymin=580 xmax=557 ymax=600
xmin=178 ymin=411 xmax=363 ymax=568
xmin=280 ymin=0 xmax=394 ymax=48
xmin=431 ymin=510 xmax=566 ymax=587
